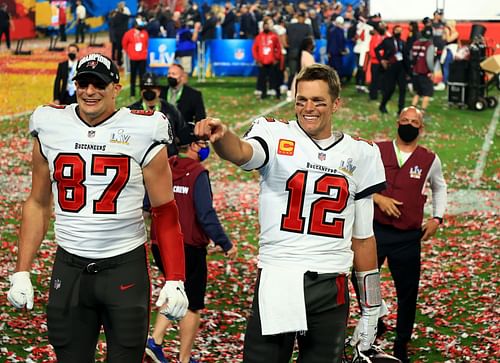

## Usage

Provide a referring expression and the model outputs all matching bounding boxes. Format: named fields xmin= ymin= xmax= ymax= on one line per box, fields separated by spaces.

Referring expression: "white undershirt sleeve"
xmin=352 ymin=196 xmax=375 ymax=239
xmin=240 ymin=138 xmax=267 ymax=171
xmin=427 ymin=155 xmax=447 ymax=218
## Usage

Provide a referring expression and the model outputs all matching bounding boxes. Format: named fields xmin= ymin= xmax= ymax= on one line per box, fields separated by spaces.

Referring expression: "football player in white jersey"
xmin=195 ymin=64 xmax=387 ymax=363
xmin=7 ymin=53 xmax=188 ymax=362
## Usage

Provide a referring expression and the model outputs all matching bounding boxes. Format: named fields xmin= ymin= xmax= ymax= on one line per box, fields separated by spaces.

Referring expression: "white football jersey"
xmin=29 ymin=104 xmax=172 ymax=258
xmin=244 ymin=117 xmax=386 ymax=273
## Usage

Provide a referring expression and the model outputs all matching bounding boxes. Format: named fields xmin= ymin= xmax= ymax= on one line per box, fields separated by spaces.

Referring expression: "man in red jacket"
xmin=122 ymin=17 xmax=149 ymax=97
xmin=373 ymin=106 xmax=447 ymax=362
xmin=252 ymin=18 xmax=283 ymax=99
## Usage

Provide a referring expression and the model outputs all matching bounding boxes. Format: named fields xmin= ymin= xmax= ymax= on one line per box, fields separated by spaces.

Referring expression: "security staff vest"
xmin=375 ymin=141 xmax=435 ymax=230
xmin=168 ymin=156 xmax=210 ymax=248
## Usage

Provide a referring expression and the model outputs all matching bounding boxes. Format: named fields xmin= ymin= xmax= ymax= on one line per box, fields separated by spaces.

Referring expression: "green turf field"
xmin=0 ymin=77 xmax=498 ymax=362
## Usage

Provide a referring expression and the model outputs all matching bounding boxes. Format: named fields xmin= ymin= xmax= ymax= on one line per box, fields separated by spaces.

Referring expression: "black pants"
xmin=243 ymin=271 xmax=349 ymax=363
xmin=47 ymin=245 xmax=150 ymax=363
xmin=112 ymin=40 xmax=123 ymax=66
xmin=379 ymin=62 xmax=407 ymax=113
xmin=0 ymin=26 xmax=10 ymax=49
xmin=369 ymin=63 xmax=382 ymax=100
xmin=59 ymin=91 xmax=77 ymax=105
xmin=355 ymin=53 xmax=365 ymax=86
xmin=129 ymin=59 xmax=146 ymax=97
xmin=287 ymin=49 xmax=300 ymax=88
xmin=374 ymin=222 xmax=422 ymax=344
xmin=59 ymin=24 xmax=67 ymax=42
xmin=257 ymin=64 xmax=280 ymax=98
xmin=75 ymin=20 xmax=86 ymax=43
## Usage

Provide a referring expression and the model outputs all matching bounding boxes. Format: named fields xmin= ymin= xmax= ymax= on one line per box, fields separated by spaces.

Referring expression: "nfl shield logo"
xmin=54 ymin=279 xmax=62 ymax=290
xmin=318 ymin=152 xmax=326 ymax=161
xmin=88 ymin=130 xmax=96 ymax=138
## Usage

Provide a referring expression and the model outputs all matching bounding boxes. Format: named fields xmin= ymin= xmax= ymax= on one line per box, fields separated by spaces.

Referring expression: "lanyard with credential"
xmin=142 ymin=102 xmax=161 ymax=112
xmin=167 ymin=86 xmax=184 ymax=104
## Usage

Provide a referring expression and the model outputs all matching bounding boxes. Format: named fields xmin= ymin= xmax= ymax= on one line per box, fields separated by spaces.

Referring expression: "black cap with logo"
xmin=73 ymin=53 xmax=120 ymax=84
xmin=141 ymin=72 xmax=160 ymax=88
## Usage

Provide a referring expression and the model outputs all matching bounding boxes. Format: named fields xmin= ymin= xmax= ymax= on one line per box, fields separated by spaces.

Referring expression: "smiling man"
xmin=7 ymin=53 xmax=188 ymax=362
xmin=194 ymin=64 xmax=387 ymax=363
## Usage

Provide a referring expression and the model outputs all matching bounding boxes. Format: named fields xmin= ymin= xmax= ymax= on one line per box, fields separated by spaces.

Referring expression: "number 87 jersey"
xmin=243 ymin=117 xmax=386 ymax=274
xmin=29 ymin=104 xmax=172 ymax=259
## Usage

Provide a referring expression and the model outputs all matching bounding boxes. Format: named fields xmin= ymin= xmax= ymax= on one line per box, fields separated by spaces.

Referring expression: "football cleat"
xmin=352 ymin=344 xmax=402 ymax=363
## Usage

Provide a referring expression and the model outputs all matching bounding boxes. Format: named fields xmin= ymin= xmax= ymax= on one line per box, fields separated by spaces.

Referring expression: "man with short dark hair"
xmin=122 ymin=18 xmax=149 ymax=97
xmin=195 ymin=64 xmax=387 ymax=363
xmin=375 ymin=24 xmax=409 ymax=115
xmin=53 ymin=43 xmax=80 ymax=105
xmin=7 ymin=53 xmax=188 ymax=362
xmin=129 ymin=72 xmax=185 ymax=156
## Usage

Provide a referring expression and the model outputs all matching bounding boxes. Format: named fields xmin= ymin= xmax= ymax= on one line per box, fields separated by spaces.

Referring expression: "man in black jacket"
xmin=221 ymin=2 xmax=236 ymax=39
xmin=53 ymin=44 xmax=80 ymax=105
xmin=129 ymin=72 xmax=185 ymax=156
xmin=161 ymin=63 xmax=206 ymax=124
xmin=109 ymin=6 xmax=130 ymax=67
xmin=375 ymin=24 xmax=409 ymax=115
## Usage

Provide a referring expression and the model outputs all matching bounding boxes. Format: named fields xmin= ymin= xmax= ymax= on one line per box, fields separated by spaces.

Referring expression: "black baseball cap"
xmin=73 ymin=53 xmax=120 ymax=84
xmin=141 ymin=72 xmax=160 ymax=88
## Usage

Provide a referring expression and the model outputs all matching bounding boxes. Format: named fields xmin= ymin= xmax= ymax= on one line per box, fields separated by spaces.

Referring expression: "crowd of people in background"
xmin=102 ymin=0 xmax=466 ymax=116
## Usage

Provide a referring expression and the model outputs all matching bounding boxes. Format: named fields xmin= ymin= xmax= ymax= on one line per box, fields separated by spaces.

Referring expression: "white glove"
xmin=155 ymin=280 xmax=188 ymax=321
xmin=7 ymin=271 xmax=34 ymax=310
xmin=351 ymin=304 xmax=379 ymax=351
xmin=351 ymin=299 xmax=388 ymax=352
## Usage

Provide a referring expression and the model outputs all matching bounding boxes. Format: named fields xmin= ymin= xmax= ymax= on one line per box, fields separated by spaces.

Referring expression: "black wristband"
xmin=433 ymin=216 xmax=443 ymax=224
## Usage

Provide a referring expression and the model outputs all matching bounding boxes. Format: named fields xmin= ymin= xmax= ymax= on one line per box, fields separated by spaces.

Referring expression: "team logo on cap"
xmin=86 ymin=60 xmax=99 ymax=69
xmin=278 ymin=139 xmax=295 ymax=156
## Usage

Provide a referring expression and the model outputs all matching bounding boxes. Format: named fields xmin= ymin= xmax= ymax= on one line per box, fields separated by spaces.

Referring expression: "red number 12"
xmin=281 ymin=171 xmax=349 ymax=238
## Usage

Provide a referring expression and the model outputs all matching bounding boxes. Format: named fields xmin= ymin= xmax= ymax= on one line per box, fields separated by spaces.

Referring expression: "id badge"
xmin=395 ymin=52 xmax=403 ymax=61
xmin=135 ymin=42 xmax=143 ymax=52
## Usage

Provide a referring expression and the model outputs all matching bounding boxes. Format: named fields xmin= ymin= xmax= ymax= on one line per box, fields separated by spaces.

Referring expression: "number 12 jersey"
xmin=243 ymin=117 xmax=386 ymax=273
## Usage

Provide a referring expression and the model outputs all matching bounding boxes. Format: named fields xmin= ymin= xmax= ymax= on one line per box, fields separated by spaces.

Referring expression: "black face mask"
xmin=394 ymin=33 xmax=401 ymax=39
xmin=68 ymin=53 xmax=77 ymax=61
xmin=398 ymin=123 xmax=419 ymax=142
xmin=263 ymin=28 xmax=270 ymax=33
xmin=378 ymin=28 xmax=386 ymax=35
xmin=142 ymin=89 xmax=156 ymax=101
xmin=167 ymin=76 xmax=178 ymax=88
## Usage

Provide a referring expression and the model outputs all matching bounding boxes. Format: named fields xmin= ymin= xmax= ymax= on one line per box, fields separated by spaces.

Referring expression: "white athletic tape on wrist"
xmin=356 ymin=269 xmax=382 ymax=308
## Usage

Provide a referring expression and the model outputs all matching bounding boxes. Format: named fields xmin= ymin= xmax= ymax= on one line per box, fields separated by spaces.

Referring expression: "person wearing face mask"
xmin=53 ymin=43 xmax=79 ymax=105
xmin=129 ymin=72 xmax=185 ymax=156
xmin=371 ymin=106 xmax=447 ymax=362
xmin=122 ymin=17 xmax=149 ymax=97
xmin=161 ymin=63 xmax=206 ymax=124
xmin=252 ymin=17 xmax=283 ymax=100
xmin=144 ymin=124 xmax=237 ymax=363
xmin=375 ymin=24 xmax=409 ymax=115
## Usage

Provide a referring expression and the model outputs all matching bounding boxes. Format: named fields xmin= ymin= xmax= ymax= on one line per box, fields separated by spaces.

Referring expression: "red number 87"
xmin=53 ymin=153 xmax=130 ymax=214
